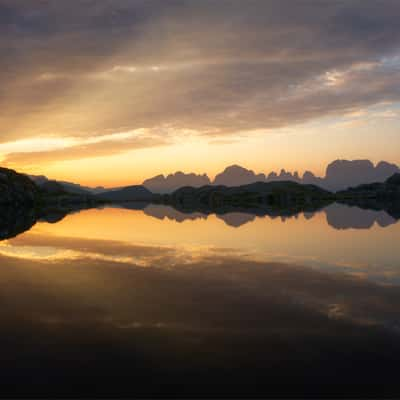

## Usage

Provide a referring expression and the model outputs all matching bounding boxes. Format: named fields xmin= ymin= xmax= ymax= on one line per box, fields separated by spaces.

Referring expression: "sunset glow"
xmin=1 ymin=2 xmax=400 ymax=396
xmin=1 ymin=1 xmax=400 ymax=185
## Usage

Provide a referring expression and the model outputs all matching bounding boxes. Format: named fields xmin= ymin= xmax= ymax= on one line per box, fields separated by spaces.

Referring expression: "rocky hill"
xmin=213 ymin=165 xmax=266 ymax=186
xmin=96 ymin=185 xmax=154 ymax=202
xmin=337 ymin=173 xmax=400 ymax=200
xmin=322 ymin=160 xmax=399 ymax=191
xmin=30 ymin=174 xmax=107 ymax=195
xmin=0 ymin=168 xmax=39 ymax=205
xmin=143 ymin=172 xmax=211 ymax=193
xmin=164 ymin=181 xmax=333 ymax=211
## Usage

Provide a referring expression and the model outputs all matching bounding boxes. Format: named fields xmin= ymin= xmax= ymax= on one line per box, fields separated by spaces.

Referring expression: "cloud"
xmin=0 ymin=0 xmax=400 ymax=150
xmin=2 ymin=131 xmax=169 ymax=167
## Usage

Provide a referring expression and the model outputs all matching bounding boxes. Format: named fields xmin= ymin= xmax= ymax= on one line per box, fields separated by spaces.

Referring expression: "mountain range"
xmin=29 ymin=159 xmax=400 ymax=195
xmin=1 ymin=166 xmax=399 ymax=238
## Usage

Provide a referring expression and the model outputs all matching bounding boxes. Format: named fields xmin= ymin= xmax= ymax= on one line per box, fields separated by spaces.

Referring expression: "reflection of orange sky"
xmin=32 ymin=207 xmax=320 ymax=248
xmin=25 ymin=207 xmax=400 ymax=275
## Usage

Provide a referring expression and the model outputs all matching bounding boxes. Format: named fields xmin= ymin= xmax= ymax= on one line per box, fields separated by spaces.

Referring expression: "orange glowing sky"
xmin=1 ymin=1 xmax=400 ymax=186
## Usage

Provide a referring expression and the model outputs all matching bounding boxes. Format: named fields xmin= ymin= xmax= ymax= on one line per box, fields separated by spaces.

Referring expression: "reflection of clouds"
xmin=6 ymin=230 xmax=400 ymax=285
xmin=6 ymin=233 xmax=177 ymax=267
xmin=1 ymin=243 xmax=400 ymax=393
xmin=327 ymin=303 xmax=347 ymax=320
xmin=1 ymin=239 xmax=400 ymax=334
xmin=6 ymin=233 xmax=252 ymax=268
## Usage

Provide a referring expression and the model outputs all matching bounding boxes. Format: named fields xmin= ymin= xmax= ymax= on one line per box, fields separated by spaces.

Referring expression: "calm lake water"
xmin=1 ymin=203 xmax=400 ymax=396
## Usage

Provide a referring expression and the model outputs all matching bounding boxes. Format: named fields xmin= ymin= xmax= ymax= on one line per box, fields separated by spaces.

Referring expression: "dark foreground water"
xmin=1 ymin=203 xmax=400 ymax=397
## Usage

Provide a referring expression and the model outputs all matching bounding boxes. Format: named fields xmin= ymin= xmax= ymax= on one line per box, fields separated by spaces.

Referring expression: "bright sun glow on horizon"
xmin=2 ymin=110 xmax=399 ymax=187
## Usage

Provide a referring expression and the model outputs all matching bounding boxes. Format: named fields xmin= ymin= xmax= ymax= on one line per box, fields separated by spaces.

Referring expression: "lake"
xmin=1 ymin=203 xmax=399 ymax=396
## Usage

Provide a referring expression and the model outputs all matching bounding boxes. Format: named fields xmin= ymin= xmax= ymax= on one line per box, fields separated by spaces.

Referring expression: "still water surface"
xmin=1 ymin=203 xmax=399 ymax=395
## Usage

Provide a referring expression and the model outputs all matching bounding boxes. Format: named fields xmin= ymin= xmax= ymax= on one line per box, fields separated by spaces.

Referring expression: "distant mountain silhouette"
xmin=143 ymin=172 xmax=210 ymax=193
xmin=321 ymin=160 xmax=400 ymax=191
xmin=95 ymin=186 xmax=154 ymax=202
xmin=28 ymin=159 xmax=399 ymax=196
xmin=214 ymin=165 xmax=266 ymax=186
xmin=140 ymin=160 xmax=399 ymax=194
xmin=29 ymin=174 xmax=107 ymax=195
xmin=215 ymin=161 xmax=399 ymax=191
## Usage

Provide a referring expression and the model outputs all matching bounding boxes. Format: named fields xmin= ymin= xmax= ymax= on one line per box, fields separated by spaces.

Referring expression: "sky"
xmin=1 ymin=0 xmax=400 ymax=187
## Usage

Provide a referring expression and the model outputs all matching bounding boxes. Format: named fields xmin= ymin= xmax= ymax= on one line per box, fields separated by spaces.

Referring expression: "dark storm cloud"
xmin=1 ymin=0 xmax=400 ymax=145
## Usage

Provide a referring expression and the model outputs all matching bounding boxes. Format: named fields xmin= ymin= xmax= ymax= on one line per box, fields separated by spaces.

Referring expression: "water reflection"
xmin=1 ymin=203 xmax=400 ymax=282
xmin=1 ymin=201 xmax=399 ymax=242
xmin=143 ymin=203 xmax=399 ymax=229
xmin=0 ymin=205 xmax=36 ymax=240
xmin=325 ymin=203 xmax=396 ymax=229
xmin=0 ymin=242 xmax=399 ymax=396
xmin=1 ymin=202 xmax=400 ymax=395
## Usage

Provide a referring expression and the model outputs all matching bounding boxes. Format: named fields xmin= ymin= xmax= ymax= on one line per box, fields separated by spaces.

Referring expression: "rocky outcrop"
xmin=337 ymin=173 xmax=400 ymax=200
xmin=0 ymin=168 xmax=39 ymax=239
xmin=213 ymin=165 xmax=266 ymax=186
xmin=0 ymin=168 xmax=39 ymax=205
xmin=336 ymin=173 xmax=400 ymax=220
xmin=323 ymin=160 xmax=400 ymax=191
xmin=143 ymin=172 xmax=211 ymax=193
xmin=386 ymin=173 xmax=400 ymax=186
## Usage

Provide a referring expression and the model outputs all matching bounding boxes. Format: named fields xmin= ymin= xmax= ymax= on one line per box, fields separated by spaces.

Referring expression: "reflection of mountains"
xmin=144 ymin=204 xmax=304 ymax=227
xmin=144 ymin=205 xmax=256 ymax=227
xmin=1 ymin=199 xmax=399 ymax=242
xmin=324 ymin=203 xmax=397 ymax=230
xmin=144 ymin=205 xmax=207 ymax=222
xmin=144 ymin=203 xmax=399 ymax=230
xmin=0 ymin=206 xmax=37 ymax=240
xmin=0 ymin=203 xmax=99 ymax=241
